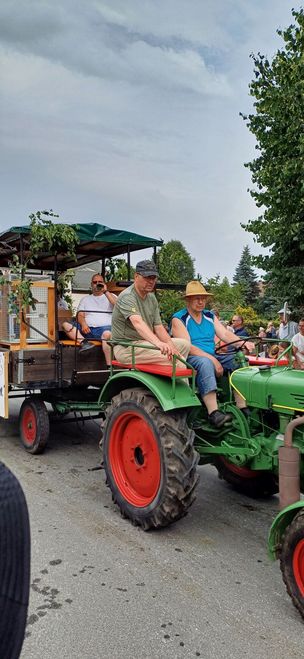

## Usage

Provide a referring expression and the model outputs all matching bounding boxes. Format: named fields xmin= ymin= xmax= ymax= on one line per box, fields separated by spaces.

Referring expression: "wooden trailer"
xmin=0 ymin=222 xmax=162 ymax=452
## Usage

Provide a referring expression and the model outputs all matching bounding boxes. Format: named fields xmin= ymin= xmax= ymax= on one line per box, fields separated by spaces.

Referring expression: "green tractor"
xmin=1 ymin=222 xmax=303 ymax=619
xmin=96 ymin=341 xmax=304 ymax=619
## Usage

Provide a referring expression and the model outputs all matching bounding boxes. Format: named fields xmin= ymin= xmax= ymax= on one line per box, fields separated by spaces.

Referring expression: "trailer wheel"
xmin=102 ymin=387 xmax=199 ymax=530
xmin=19 ymin=398 xmax=49 ymax=454
xmin=280 ymin=511 xmax=304 ymax=620
xmin=215 ymin=458 xmax=278 ymax=498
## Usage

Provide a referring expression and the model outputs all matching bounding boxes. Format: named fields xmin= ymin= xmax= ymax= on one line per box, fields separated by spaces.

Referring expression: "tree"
xmin=241 ymin=8 xmax=304 ymax=309
xmin=233 ymin=245 xmax=259 ymax=306
xmin=104 ymin=257 xmax=133 ymax=281
xmin=157 ymin=240 xmax=195 ymax=324
xmin=157 ymin=240 xmax=195 ymax=283
xmin=206 ymin=275 xmax=245 ymax=315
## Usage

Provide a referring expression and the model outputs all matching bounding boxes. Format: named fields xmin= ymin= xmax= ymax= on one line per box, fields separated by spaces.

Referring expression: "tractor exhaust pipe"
xmin=279 ymin=416 xmax=303 ymax=510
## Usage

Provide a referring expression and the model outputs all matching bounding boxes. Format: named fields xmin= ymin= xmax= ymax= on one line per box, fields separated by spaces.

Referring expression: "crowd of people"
xmin=63 ymin=263 xmax=304 ymax=427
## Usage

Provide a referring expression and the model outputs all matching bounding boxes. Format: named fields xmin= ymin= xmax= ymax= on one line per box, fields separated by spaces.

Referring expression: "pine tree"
xmin=233 ymin=246 xmax=259 ymax=306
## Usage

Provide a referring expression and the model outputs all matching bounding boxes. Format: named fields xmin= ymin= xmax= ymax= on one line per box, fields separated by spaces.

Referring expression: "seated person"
xmin=111 ymin=260 xmax=190 ymax=366
xmin=63 ymin=275 xmax=117 ymax=364
xmin=171 ymin=281 xmax=253 ymax=428
xmin=292 ymin=319 xmax=304 ymax=370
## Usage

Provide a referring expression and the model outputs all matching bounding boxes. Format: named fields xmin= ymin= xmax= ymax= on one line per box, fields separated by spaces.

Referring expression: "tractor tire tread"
xmin=102 ymin=387 xmax=199 ymax=530
xmin=280 ymin=510 xmax=304 ymax=620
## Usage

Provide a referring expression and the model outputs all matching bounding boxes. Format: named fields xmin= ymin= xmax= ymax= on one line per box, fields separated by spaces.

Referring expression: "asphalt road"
xmin=0 ymin=400 xmax=303 ymax=659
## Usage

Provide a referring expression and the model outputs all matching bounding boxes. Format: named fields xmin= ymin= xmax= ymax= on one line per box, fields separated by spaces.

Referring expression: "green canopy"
xmin=0 ymin=222 xmax=163 ymax=270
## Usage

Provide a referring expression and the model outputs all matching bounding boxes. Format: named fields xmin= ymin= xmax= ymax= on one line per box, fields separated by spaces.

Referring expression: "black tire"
xmin=19 ymin=398 xmax=50 ymax=454
xmin=215 ymin=457 xmax=278 ymax=498
xmin=280 ymin=511 xmax=304 ymax=620
xmin=102 ymin=387 xmax=199 ymax=530
xmin=0 ymin=462 xmax=30 ymax=659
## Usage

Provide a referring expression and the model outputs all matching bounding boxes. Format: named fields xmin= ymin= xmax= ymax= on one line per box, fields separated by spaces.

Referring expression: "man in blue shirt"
xmin=172 ymin=281 xmax=252 ymax=428
xmin=231 ymin=314 xmax=249 ymax=339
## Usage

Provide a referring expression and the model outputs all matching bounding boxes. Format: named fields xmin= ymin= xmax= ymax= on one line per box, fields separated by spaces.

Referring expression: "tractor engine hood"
xmin=230 ymin=366 xmax=304 ymax=415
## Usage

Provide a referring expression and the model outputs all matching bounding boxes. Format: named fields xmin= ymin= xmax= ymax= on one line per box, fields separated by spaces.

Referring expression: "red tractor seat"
xmin=111 ymin=360 xmax=193 ymax=377
xmin=247 ymin=355 xmax=289 ymax=367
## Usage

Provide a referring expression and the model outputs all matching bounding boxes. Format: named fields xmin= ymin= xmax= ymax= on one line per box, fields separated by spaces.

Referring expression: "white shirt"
xmin=292 ymin=332 xmax=304 ymax=362
xmin=77 ymin=293 xmax=116 ymax=327
xmin=278 ymin=320 xmax=298 ymax=340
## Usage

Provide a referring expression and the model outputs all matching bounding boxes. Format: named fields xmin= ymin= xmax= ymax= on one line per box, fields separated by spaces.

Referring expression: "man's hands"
xmin=80 ymin=323 xmax=90 ymax=335
xmin=210 ymin=356 xmax=223 ymax=377
xmin=156 ymin=340 xmax=181 ymax=359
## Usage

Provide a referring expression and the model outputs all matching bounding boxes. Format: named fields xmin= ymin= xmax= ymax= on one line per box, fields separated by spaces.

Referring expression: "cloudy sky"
xmin=0 ymin=1 xmax=301 ymax=279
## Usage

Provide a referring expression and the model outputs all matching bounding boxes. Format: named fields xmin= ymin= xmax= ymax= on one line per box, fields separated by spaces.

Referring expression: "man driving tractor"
xmin=172 ymin=281 xmax=253 ymax=428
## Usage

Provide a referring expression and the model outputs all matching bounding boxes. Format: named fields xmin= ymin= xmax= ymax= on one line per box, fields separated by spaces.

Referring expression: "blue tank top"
xmin=173 ymin=308 xmax=215 ymax=355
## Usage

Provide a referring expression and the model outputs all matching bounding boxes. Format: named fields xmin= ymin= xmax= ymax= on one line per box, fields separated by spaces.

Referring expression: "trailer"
xmin=0 ymin=221 xmax=162 ymax=452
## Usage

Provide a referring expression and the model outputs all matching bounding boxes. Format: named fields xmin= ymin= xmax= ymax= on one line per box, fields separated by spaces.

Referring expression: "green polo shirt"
xmin=111 ymin=284 xmax=162 ymax=342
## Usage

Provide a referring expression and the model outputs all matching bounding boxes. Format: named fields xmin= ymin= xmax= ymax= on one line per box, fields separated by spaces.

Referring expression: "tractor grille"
xmin=290 ymin=393 xmax=304 ymax=406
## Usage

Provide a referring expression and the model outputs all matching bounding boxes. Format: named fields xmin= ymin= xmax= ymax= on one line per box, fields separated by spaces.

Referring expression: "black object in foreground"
xmin=0 ymin=462 xmax=30 ymax=659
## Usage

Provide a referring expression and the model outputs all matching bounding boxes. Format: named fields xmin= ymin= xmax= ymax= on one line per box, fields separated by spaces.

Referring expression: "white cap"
xmin=278 ymin=308 xmax=291 ymax=314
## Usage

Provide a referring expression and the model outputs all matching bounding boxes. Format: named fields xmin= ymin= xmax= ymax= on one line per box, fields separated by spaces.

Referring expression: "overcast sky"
xmin=0 ymin=1 xmax=301 ymax=280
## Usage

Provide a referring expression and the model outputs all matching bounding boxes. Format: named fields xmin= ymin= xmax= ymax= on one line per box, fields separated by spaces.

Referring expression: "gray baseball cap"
xmin=136 ymin=260 xmax=158 ymax=277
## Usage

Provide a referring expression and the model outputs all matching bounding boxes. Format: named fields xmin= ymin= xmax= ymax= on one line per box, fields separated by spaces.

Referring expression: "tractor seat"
xmin=111 ymin=360 xmax=193 ymax=377
xmin=246 ymin=355 xmax=289 ymax=366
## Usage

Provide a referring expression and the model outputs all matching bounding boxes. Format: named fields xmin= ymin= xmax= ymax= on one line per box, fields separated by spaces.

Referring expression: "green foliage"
xmin=157 ymin=240 xmax=195 ymax=283
xmin=29 ymin=210 xmax=79 ymax=262
xmin=0 ymin=255 xmax=36 ymax=319
xmin=104 ymin=257 xmax=134 ymax=281
xmin=57 ymin=270 xmax=75 ymax=312
xmin=233 ymin=245 xmax=259 ymax=306
xmin=241 ymin=8 xmax=304 ymax=308
xmin=1 ymin=210 xmax=79 ymax=318
xmin=206 ymin=275 xmax=245 ymax=311
xmin=235 ymin=305 xmax=269 ymax=335
xmin=156 ymin=240 xmax=195 ymax=324
xmin=158 ymin=290 xmax=185 ymax=325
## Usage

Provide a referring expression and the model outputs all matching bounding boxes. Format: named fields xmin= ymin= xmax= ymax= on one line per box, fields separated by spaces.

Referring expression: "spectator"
xmin=231 ymin=314 xmax=249 ymax=338
xmin=277 ymin=307 xmax=298 ymax=342
xmin=292 ymin=319 xmax=304 ymax=369
xmin=266 ymin=322 xmax=277 ymax=339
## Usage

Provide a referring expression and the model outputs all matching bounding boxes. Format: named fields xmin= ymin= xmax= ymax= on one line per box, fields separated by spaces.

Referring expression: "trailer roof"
xmin=0 ymin=222 xmax=163 ymax=270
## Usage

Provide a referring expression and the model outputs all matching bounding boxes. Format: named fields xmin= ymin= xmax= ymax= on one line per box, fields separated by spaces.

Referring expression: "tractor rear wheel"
xmin=280 ymin=511 xmax=304 ymax=620
xmin=19 ymin=398 xmax=50 ymax=454
xmin=215 ymin=457 xmax=278 ymax=498
xmin=102 ymin=387 xmax=199 ymax=530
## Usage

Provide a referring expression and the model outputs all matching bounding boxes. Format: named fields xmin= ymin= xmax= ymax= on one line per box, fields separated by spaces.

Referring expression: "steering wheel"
xmin=214 ymin=337 xmax=250 ymax=355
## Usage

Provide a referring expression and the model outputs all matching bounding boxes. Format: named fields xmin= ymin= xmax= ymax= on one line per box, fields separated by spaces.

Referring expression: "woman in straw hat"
xmin=172 ymin=281 xmax=253 ymax=428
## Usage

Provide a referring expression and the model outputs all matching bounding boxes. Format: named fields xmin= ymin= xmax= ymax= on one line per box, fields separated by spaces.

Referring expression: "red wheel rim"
xmin=22 ymin=408 xmax=37 ymax=446
xmin=293 ymin=539 xmax=304 ymax=596
xmin=108 ymin=411 xmax=161 ymax=507
xmin=221 ymin=458 xmax=259 ymax=479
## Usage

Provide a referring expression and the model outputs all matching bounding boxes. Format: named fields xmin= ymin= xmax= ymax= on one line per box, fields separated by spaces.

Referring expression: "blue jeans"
xmin=187 ymin=353 xmax=237 ymax=397
xmin=72 ymin=321 xmax=111 ymax=339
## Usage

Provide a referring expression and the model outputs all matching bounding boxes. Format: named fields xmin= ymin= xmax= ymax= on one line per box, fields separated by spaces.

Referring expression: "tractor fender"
xmin=268 ymin=501 xmax=304 ymax=561
xmin=98 ymin=370 xmax=201 ymax=412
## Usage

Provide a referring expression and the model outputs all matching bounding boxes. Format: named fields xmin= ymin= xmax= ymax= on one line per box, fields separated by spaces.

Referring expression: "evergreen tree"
xmin=157 ymin=240 xmax=195 ymax=284
xmin=233 ymin=246 xmax=259 ymax=306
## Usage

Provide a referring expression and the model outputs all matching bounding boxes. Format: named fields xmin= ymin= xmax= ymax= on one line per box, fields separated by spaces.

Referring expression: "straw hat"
xmin=184 ymin=281 xmax=213 ymax=297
